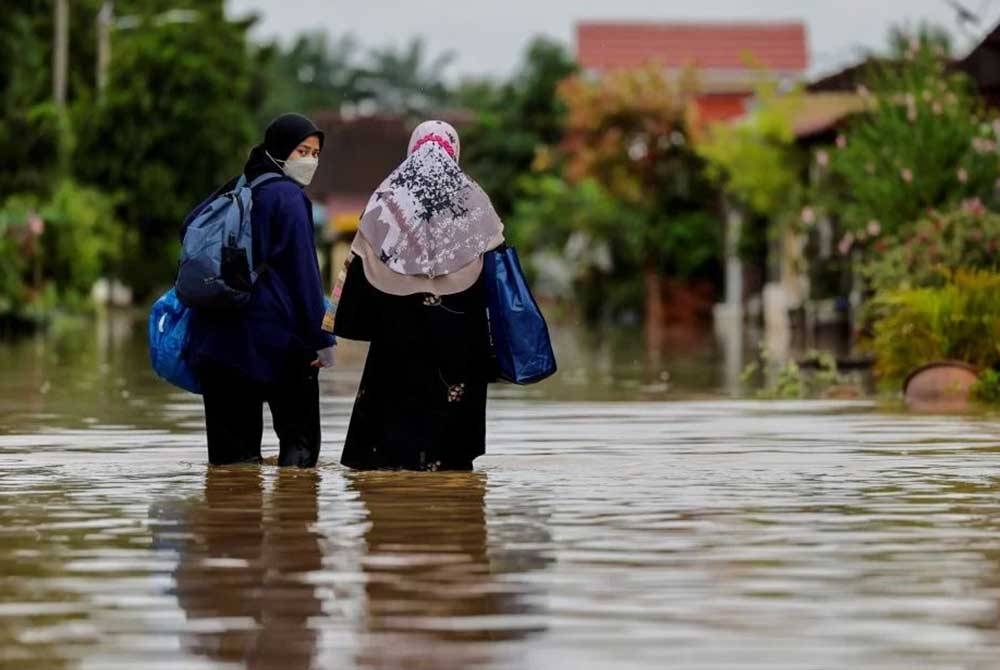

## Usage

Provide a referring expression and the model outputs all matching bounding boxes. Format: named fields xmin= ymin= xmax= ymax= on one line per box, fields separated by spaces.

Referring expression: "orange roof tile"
xmin=577 ymin=21 xmax=809 ymax=72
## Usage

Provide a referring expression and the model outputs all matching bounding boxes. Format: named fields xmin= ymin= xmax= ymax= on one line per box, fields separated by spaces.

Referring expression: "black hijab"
xmin=184 ymin=114 xmax=325 ymax=237
xmin=244 ymin=113 xmax=325 ymax=182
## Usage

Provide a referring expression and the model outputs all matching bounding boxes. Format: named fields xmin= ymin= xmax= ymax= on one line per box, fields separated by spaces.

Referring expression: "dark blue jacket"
xmin=185 ymin=176 xmax=334 ymax=383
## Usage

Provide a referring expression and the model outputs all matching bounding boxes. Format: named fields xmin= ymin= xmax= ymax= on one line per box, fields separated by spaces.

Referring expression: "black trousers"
xmin=200 ymin=364 xmax=321 ymax=467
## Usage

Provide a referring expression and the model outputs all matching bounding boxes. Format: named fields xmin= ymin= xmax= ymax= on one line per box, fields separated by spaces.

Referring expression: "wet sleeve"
xmin=279 ymin=189 xmax=336 ymax=351
xmin=328 ymin=254 xmax=377 ymax=342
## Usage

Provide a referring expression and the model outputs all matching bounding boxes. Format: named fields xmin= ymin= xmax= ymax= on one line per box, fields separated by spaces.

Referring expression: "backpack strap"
xmin=249 ymin=173 xmax=284 ymax=189
xmin=242 ymin=174 xmax=289 ymax=281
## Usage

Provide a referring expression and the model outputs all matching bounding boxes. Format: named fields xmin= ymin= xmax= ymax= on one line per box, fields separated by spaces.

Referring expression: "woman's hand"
xmin=312 ymin=346 xmax=335 ymax=369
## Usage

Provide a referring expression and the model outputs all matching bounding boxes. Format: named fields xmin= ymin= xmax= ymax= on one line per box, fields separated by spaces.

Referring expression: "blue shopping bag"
xmin=483 ymin=245 xmax=557 ymax=384
xmin=148 ymin=288 xmax=202 ymax=394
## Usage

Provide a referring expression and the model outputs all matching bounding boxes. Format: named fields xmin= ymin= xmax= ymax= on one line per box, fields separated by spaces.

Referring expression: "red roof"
xmin=577 ymin=21 xmax=809 ymax=72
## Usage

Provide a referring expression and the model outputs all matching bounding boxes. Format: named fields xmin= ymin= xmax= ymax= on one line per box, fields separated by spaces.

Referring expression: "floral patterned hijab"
xmin=323 ymin=122 xmax=504 ymax=334
xmin=350 ymin=121 xmax=504 ymax=293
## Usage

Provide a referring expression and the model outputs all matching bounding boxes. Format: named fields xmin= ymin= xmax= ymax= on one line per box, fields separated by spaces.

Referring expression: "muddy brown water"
xmin=2 ymin=315 xmax=1000 ymax=669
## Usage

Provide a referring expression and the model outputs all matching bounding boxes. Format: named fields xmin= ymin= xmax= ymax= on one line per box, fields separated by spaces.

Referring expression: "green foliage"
xmin=742 ymin=349 xmax=850 ymax=399
xmin=558 ymin=65 xmax=721 ymax=285
xmin=39 ymin=182 xmax=132 ymax=303
xmin=868 ymin=271 xmax=1000 ymax=383
xmin=462 ymin=38 xmax=578 ymax=218
xmin=820 ymin=42 xmax=1000 ymax=239
xmin=885 ymin=21 xmax=953 ymax=59
xmin=972 ymin=368 xmax=1000 ymax=405
xmin=256 ymin=32 xmax=365 ymax=124
xmin=256 ymin=32 xmax=459 ymax=123
xmin=75 ymin=1 xmax=259 ymax=295
xmin=509 ymin=175 xmax=646 ymax=321
xmin=0 ymin=1 xmax=99 ymax=197
xmin=697 ymin=81 xmax=805 ymax=216
xmin=355 ymin=37 xmax=456 ymax=118
xmin=864 ymin=202 xmax=1000 ymax=292
xmin=0 ymin=182 xmax=129 ymax=312
xmin=0 ymin=218 xmax=28 ymax=315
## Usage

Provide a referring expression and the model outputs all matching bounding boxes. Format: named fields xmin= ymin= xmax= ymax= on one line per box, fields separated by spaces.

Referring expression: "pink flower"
xmin=801 ymin=207 xmax=816 ymax=225
xmin=857 ymin=84 xmax=870 ymax=99
xmin=27 ymin=213 xmax=44 ymax=237
xmin=962 ymin=197 xmax=986 ymax=216
xmin=816 ymin=150 xmax=829 ymax=167
xmin=838 ymin=232 xmax=855 ymax=256
xmin=867 ymin=220 xmax=881 ymax=237
xmin=907 ymin=106 xmax=918 ymax=123
xmin=901 ymin=168 xmax=914 ymax=183
xmin=836 ymin=135 xmax=847 ymax=149
xmin=957 ymin=168 xmax=969 ymax=184
xmin=932 ymin=102 xmax=943 ymax=115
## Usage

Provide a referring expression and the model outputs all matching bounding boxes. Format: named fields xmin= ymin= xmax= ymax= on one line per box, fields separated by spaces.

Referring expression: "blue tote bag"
xmin=483 ymin=244 xmax=557 ymax=384
xmin=148 ymin=288 xmax=202 ymax=394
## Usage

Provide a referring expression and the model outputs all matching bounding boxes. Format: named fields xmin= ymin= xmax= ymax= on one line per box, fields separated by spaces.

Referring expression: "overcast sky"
xmin=227 ymin=0 xmax=1000 ymax=79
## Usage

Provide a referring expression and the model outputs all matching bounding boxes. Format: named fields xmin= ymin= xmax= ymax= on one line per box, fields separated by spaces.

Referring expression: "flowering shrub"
xmin=812 ymin=40 xmax=1000 ymax=242
xmin=862 ymin=202 xmax=1000 ymax=292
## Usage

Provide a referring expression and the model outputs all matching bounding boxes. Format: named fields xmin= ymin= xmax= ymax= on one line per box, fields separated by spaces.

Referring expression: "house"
xmin=576 ymin=21 xmax=809 ymax=123
xmin=307 ymin=114 xmax=412 ymax=233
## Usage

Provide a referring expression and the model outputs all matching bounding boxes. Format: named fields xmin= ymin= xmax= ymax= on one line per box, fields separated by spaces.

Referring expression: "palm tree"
xmin=357 ymin=37 xmax=456 ymax=118
xmin=259 ymin=31 xmax=365 ymax=122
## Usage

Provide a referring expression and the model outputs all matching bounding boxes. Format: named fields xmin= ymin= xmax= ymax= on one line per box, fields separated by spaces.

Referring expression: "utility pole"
xmin=53 ymin=0 xmax=69 ymax=107
xmin=97 ymin=1 xmax=114 ymax=98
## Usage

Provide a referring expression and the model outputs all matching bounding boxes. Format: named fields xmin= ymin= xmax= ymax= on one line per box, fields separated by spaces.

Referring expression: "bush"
xmin=820 ymin=43 xmax=1000 ymax=240
xmin=509 ymin=174 xmax=647 ymax=321
xmin=972 ymin=368 xmax=1000 ymax=404
xmin=0 ymin=211 xmax=29 ymax=315
xmin=868 ymin=270 xmax=1000 ymax=383
xmin=0 ymin=181 xmax=130 ymax=312
xmin=863 ymin=202 xmax=1000 ymax=292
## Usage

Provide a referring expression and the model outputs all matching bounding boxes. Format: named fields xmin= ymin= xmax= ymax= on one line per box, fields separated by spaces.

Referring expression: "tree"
xmin=557 ymin=65 xmax=720 ymax=337
xmin=697 ymin=80 xmax=804 ymax=218
xmin=0 ymin=0 xmax=103 ymax=198
xmin=356 ymin=37 xmax=455 ymax=118
xmin=74 ymin=0 xmax=260 ymax=294
xmin=461 ymin=38 xmax=578 ymax=218
xmin=256 ymin=31 xmax=365 ymax=124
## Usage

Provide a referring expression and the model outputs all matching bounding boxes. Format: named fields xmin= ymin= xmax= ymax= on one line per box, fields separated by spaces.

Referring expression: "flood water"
xmin=3 ymin=314 xmax=1000 ymax=669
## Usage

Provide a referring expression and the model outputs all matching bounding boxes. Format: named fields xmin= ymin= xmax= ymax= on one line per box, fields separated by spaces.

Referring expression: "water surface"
xmin=2 ymin=316 xmax=1000 ymax=669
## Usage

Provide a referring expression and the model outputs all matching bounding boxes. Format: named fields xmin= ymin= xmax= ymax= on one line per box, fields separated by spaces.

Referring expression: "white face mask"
xmin=267 ymin=151 xmax=319 ymax=186
xmin=282 ymin=156 xmax=319 ymax=186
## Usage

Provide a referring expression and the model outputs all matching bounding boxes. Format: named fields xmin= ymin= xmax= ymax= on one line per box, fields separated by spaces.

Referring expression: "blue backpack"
xmin=149 ymin=174 xmax=279 ymax=393
xmin=175 ymin=173 xmax=280 ymax=309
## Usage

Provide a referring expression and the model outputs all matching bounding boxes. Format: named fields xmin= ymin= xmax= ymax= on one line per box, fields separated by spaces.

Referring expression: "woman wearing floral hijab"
xmin=323 ymin=121 xmax=504 ymax=471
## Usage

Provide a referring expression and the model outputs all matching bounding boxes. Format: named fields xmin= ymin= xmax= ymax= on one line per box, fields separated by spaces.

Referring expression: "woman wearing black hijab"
xmin=184 ymin=113 xmax=334 ymax=468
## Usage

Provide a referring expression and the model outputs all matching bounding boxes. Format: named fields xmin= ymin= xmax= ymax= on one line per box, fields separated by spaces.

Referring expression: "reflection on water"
xmin=352 ymin=472 xmax=547 ymax=670
xmin=166 ymin=468 xmax=323 ymax=669
xmin=3 ymin=315 xmax=1000 ymax=669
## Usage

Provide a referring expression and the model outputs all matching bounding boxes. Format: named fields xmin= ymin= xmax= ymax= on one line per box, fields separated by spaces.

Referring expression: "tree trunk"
xmin=643 ymin=262 xmax=665 ymax=355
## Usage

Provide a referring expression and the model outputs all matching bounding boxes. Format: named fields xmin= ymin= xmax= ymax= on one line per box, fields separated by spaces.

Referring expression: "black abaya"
xmin=333 ymin=256 xmax=493 ymax=470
